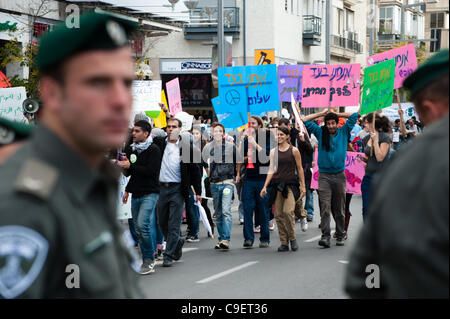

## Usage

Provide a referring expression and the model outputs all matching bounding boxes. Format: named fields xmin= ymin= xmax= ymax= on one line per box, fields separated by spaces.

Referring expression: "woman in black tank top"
xmin=260 ymin=127 xmax=306 ymax=252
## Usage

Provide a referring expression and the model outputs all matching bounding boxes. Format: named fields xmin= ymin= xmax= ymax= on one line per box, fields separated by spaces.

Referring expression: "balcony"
xmin=332 ymin=33 xmax=363 ymax=53
xmin=303 ymin=15 xmax=322 ymax=46
xmin=184 ymin=7 xmax=240 ymax=40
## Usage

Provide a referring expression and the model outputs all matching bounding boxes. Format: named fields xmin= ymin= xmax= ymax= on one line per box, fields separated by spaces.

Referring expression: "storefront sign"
xmin=161 ymin=59 xmax=212 ymax=74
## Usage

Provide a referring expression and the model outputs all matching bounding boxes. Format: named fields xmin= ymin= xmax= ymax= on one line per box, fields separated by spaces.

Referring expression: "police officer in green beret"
xmin=0 ymin=12 xmax=144 ymax=298
xmin=345 ymin=49 xmax=449 ymax=298
xmin=0 ymin=117 xmax=32 ymax=165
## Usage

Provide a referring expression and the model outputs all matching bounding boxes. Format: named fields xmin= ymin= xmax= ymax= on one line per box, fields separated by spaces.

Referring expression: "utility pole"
xmin=326 ymin=0 xmax=331 ymax=64
xmin=369 ymin=0 xmax=374 ymax=56
xmin=218 ymin=0 xmax=225 ymax=68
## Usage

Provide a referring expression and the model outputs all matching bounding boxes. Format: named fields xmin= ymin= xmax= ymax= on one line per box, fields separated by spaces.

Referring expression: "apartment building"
xmin=424 ymin=0 xmax=449 ymax=55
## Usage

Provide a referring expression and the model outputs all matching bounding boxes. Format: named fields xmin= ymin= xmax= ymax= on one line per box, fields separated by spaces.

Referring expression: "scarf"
xmin=131 ymin=136 xmax=153 ymax=154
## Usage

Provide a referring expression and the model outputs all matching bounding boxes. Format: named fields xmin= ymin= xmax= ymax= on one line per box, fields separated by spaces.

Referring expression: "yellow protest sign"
xmin=255 ymin=49 xmax=275 ymax=65
xmin=153 ymin=90 xmax=168 ymax=128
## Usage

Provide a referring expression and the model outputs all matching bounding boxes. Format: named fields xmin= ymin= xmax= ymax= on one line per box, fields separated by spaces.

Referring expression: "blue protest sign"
xmin=218 ymin=65 xmax=280 ymax=115
xmin=212 ymin=96 xmax=247 ymax=130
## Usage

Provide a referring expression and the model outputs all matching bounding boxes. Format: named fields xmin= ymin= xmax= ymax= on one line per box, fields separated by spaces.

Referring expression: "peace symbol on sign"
xmin=226 ymin=90 xmax=241 ymax=105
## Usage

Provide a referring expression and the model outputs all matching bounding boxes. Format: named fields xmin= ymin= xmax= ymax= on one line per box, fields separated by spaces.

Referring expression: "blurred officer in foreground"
xmin=345 ymin=49 xmax=449 ymax=298
xmin=0 ymin=117 xmax=32 ymax=165
xmin=0 ymin=12 xmax=144 ymax=298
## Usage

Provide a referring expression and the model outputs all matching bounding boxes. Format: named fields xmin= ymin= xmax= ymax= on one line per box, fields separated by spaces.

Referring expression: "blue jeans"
xmin=186 ymin=189 xmax=200 ymax=238
xmin=236 ymin=181 xmax=245 ymax=221
xmin=361 ymin=174 xmax=374 ymax=223
xmin=131 ymin=194 xmax=160 ymax=261
xmin=128 ymin=218 xmax=139 ymax=245
xmin=211 ymin=183 xmax=234 ymax=242
xmin=242 ymin=179 xmax=270 ymax=244
xmin=305 ymin=187 xmax=314 ymax=216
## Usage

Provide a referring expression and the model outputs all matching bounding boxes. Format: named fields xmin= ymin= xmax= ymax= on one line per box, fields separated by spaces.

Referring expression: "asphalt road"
xmin=138 ymin=193 xmax=364 ymax=299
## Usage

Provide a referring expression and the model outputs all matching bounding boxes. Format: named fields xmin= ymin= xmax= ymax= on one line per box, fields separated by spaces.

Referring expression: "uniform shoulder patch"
xmin=0 ymin=226 xmax=49 ymax=299
xmin=13 ymin=159 xmax=59 ymax=200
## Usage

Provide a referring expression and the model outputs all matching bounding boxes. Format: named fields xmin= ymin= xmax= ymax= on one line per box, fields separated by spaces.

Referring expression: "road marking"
xmin=182 ymin=248 xmax=199 ymax=253
xmin=338 ymin=260 xmax=349 ymax=264
xmin=196 ymin=261 xmax=259 ymax=284
xmin=304 ymin=235 xmax=322 ymax=243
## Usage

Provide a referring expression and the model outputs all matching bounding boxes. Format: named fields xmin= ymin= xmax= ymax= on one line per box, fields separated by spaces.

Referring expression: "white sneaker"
xmin=300 ymin=218 xmax=308 ymax=232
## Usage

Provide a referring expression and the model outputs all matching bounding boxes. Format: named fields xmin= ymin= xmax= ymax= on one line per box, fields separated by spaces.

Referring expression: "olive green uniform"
xmin=0 ymin=126 xmax=143 ymax=298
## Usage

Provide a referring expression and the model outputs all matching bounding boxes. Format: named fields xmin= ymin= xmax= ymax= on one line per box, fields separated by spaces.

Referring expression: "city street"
xmin=139 ymin=193 xmax=364 ymax=299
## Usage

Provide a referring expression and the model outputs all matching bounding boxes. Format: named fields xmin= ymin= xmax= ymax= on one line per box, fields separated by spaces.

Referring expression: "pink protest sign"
xmin=166 ymin=78 xmax=182 ymax=116
xmin=301 ymin=64 xmax=361 ymax=108
xmin=367 ymin=44 xmax=417 ymax=89
xmin=310 ymin=150 xmax=366 ymax=195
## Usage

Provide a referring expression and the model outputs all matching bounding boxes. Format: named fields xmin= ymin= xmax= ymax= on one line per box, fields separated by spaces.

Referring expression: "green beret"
xmin=36 ymin=12 xmax=138 ymax=71
xmin=403 ymin=49 xmax=449 ymax=97
xmin=0 ymin=117 xmax=33 ymax=146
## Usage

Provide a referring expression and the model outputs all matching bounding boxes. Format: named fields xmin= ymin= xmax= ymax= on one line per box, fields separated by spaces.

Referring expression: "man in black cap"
xmin=0 ymin=12 xmax=144 ymax=298
xmin=345 ymin=49 xmax=449 ymax=298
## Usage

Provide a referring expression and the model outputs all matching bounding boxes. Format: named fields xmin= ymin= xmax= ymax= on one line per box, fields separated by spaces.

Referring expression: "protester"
xmin=157 ymin=118 xmax=202 ymax=267
xmin=278 ymin=117 xmax=312 ymax=232
xmin=203 ymin=123 xmax=242 ymax=250
xmin=0 ymin=12 xmax=143 ymax=298
xmin=260 ymin=126 xmax=306 ymax=251
xmin=302 ymin=109 xmax=359 ymax=248
xmin=241 ymin=116 xmax=275 ymax=248
xmin=118 ymin=120 xmax=162 ymax=275
xmin=358 ymin=113 xmax=392 ymax=222
xmin=192 ymin=125 xmax=215 ymax=238
xmin=345 ymin=49 xmax=449 ymax=298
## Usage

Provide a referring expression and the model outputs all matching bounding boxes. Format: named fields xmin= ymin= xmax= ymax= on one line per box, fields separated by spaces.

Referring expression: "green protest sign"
xmin=360 ymin=58 xmax=395 ymax=115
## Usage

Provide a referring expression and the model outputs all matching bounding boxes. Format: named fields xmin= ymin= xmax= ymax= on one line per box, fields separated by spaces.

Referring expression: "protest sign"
xmin=301 ymin=64 xmax=361 ymax=107
xmin=212 ymin=96 xmax=247 ymax=130
xmin=0 ymin=71 xmax=11 ymax=88
xmin=382 ymin=102 xmax=418 ymax=123
xmin=175 ymin=111 xmax=194 ymax=131
xmin=166 ymin=77 xmax=182 ymax=116
xmin=153 ymin=90 xmax=168 ymax=128
xmin=0 ymin=87 xmax=28 ymax=123
xmin=132 ymin=81 xmax=161 ymax=118
xmin=367 ymin=44 xmax=417 ymax=89
xmin=278 ymin=65 xmax=303 ymax=102
xmin=117 ymin=174 xmax=131 ymax=220
xmin=360 ymin=58 xmax=395 ymax=115
xmin=310 ymin=150 xmax=366 ymax=195
xmin=218 ymin=64 xmax=280 ymax=115
xmin=255 ymin=49 xmax=275 ymax=65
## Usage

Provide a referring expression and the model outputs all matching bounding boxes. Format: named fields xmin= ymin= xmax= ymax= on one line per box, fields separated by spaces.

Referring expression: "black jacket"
xmin=159 ymin=136 xmax=202 ymax=200
xmin=123 ymin=142 xmax=162 ymax=197
xmin=203 ymin=141 xmax=239 ymax=183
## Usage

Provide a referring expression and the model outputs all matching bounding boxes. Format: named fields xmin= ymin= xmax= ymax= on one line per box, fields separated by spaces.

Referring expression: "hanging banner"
xmin=367 ymin=44 xmax=417 ymax=89
xmin=132 ymin=81 xmax=161 ymax=118
xmin=310 ymin=150 xmax=366 ymax=195
xmin=255 ymin=49 xmax=275 ymax=65
xmin=0 ymin=86 xmax=28 ymax=123
xmin=360 ymin=59 xmax=396 ymax=115
xmin=301 ymin=63 xmax=361 ymax=108
xmin=278 ymin=65 xmax=303 ymax=102
xmin=166 ymin=77 xmax=182 ymax=116
xmin=218 ymin=64 xmax=280 ymax=116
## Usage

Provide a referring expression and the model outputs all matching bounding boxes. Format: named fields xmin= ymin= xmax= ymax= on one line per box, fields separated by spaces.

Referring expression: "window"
xmin=430 ymin=12 xmax=444 ymax=28
xmin=285 ymin=0 xmax=288 ymax=12
xmin=430 ymin=29 xmax=441 ymax=52
xmin=346 ymin=8 xmax=354 ymax=32
xmin=338 ymin=8 xmax=344 ymax=35
xmin=379 ymin=7 xmax=393 ymax=34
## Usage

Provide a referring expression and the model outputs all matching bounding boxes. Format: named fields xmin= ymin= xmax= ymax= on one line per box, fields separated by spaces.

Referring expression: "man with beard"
xmin=302 ymin=109 xmax=359 ymax=248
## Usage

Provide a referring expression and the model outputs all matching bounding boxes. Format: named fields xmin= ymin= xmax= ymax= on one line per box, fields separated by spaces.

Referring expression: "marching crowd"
xmin=0 ymin=11 xmax=447 ymax=298
xmin=112 ymin=99 xmax=425 ymax=275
